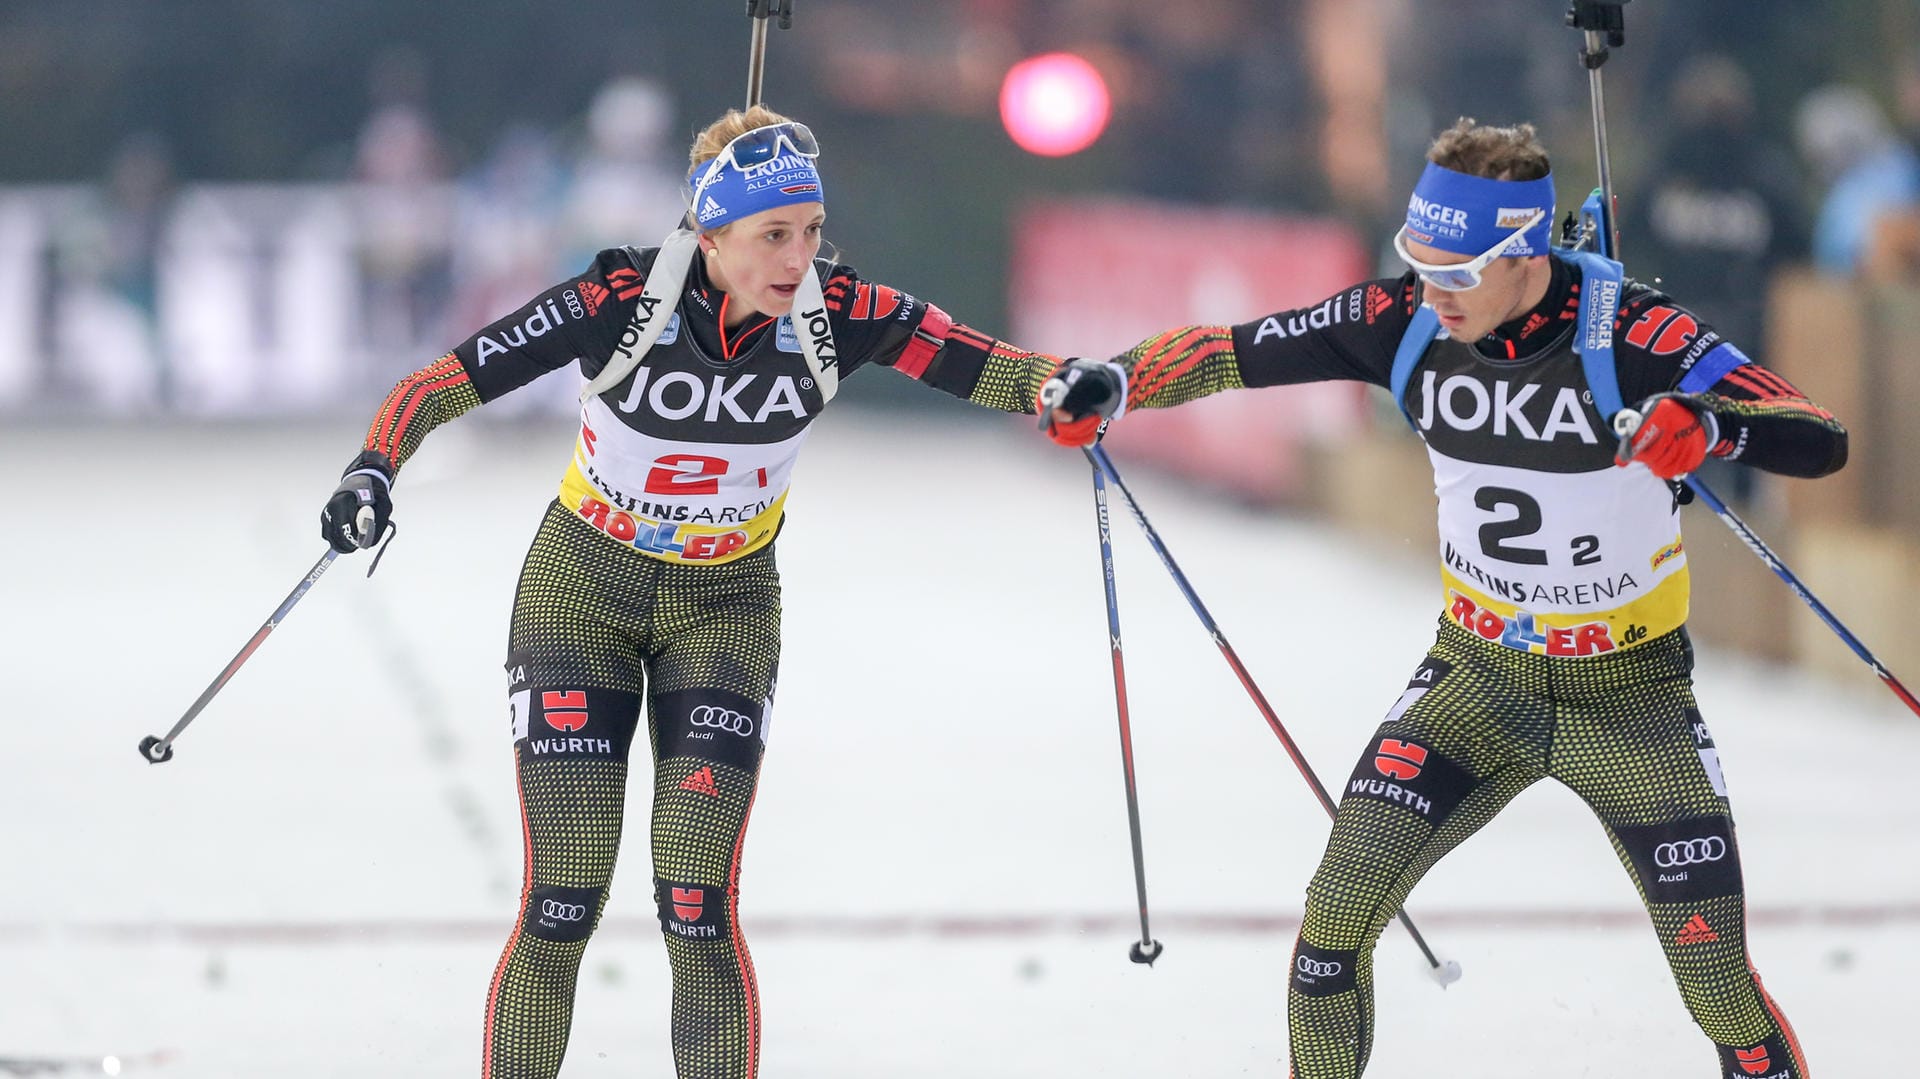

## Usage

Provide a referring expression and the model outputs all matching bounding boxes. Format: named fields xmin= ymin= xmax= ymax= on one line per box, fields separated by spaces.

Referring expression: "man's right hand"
xmin=1037 ymin=359 xmax=1127 ymax=447
xmin=320 ymin=452 xmax=395 ymax=553
xmin=1613 ymin=394 xmax=1717 ymax=479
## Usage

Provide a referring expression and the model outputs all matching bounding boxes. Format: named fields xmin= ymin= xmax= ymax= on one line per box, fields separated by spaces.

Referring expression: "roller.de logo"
xmin=1373 ymin=739 xmax=1428 ymax=781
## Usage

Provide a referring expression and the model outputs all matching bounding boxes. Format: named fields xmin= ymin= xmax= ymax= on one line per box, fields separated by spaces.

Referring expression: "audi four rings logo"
xmin=1654 ymin=837 xmax=1728 ymax=867
xmin=691 ymin=705 xmax=753 ymax=736
xmin=541 ymin=900 xmax=586 ymax=921
xmin=1296 ymin=957 xmax=1343 ymax=977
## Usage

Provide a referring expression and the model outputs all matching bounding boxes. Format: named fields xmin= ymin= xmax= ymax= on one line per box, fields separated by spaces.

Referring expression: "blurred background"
xmin=5 ymin=0 xmax=1920 ymax=662
xmin=6 ymin=1 xmax=1920 ymax=1074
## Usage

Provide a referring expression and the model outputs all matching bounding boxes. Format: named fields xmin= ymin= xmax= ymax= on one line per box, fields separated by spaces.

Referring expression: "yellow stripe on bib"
xmin=1437 ymin=564 xmax=1690 ymax=656
xmin=557 ymin=461 xmax=784 ymax=565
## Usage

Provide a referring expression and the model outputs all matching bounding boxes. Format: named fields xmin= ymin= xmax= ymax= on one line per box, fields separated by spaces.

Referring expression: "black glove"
xmin=1037 ymin=359 xmax=1127 ymax=447
xmin=321 ymin=451 xmax=395 ymax=554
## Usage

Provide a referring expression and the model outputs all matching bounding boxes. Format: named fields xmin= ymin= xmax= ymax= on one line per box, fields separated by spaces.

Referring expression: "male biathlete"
xmin=1042 ymin=118 xmax=1847 ymax=1078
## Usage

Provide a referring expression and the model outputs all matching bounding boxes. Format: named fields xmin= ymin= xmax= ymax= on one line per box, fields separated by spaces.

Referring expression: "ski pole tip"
xmin=1429 ymin=957 xmax=1463 ymax=988
xmin=1129 ymin=939 xmax=1164 ymax=966
xmin=138 ymin=736 xmax=175 ymax=764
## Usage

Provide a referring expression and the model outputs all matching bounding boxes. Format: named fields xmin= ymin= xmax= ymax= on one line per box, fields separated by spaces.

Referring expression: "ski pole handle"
xmin=1611 ymin=406 xmax=1651 ymax=470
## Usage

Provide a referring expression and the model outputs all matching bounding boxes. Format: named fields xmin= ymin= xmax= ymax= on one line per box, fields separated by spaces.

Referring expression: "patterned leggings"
xmin=1288 ymin=621 xmax=1807 ymax=1079
xmin=482 ymin=503 xmax=780 ymax=1079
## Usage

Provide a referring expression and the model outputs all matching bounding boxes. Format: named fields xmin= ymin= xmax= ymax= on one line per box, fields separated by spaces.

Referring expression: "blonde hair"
xmin=685 ymin=104 xmax=798 ymax=231
xmin=1427 ymin=118 xmax=1552 ymax=181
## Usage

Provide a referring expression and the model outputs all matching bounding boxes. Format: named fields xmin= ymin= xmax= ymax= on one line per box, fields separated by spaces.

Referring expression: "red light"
xmin=999 ymin=53 xmax=1110 ymax=157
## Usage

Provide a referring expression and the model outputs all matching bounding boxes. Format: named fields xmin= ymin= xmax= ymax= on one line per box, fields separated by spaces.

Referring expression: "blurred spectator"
xmin=1899 ymin=47 xmax=1920 ymax=148
xmin=1379 ymin=0 xmax=1587 ymax=241
xmin=1624 ymin=55 xmax=1809 ymax=506
xmin=447 ymin=123 xmax=573 ymax=414
xmin=1861 ymin=48 xmax=1920 ymax=280
xmin=47 ymin=131 xmax=178 ymax=410
xmin=556 ymin=76 xmax=687 ymax=268
xmin=1110 ymin=1 xmax=1314 ymax=206
xmin=352 ymin=47 xmax=454 ymax=383
xmin=1625 ymin=55 xmax=1807 ymax=350
xmin=798 ymin=0 xmax=1012 ymax=117
xmin=1794 ymin=83 xmax=1920 ymax=276
xmin=451 ymin=125 xmax=568 ymax=317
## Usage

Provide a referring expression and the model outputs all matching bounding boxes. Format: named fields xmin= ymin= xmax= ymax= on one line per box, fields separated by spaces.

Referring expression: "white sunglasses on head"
xmin=691 ymin=122 xmax=820 ymax=207
xmin=1393 ymin=208 xmax=1546 ymax=291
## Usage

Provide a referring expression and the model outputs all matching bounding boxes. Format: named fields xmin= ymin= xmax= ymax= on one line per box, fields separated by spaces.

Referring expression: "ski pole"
xmin=1567 ymin=0 xmax=1628 ymax=258
xmin=1566 ymin=3 xmax=1918 ymax=719
xmin=744 ymin=0 xmax=795 ymax=108
xmin=138 ymin=548 xmax=344 ymax=764
xmin=1606 ymin=412 xmax=1920 ymax=719
xmin=1086 ymin=456 xmax=1165 ymax=966
xmin=1084 ymin=444 xmax=1461 ymax=986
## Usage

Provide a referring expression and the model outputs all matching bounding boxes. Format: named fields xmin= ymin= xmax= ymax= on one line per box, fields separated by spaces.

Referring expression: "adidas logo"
xmin=679 ymin=765 xmax=719 ymax=797
xmin=698 ymin=196 xmax=724 ymax=222
xmin=577 ymin=280 xmax=609 ymax=316
xmin=1676 ymin=913 xmax=1719 ymax=945
xmin=1364 ymin=284 xmax=1394 ymax=322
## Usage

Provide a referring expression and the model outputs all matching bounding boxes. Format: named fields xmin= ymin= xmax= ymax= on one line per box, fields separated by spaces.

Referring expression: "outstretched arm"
xmin=1034 ymin=279 xmax=1418 ymax=440
xmin=821 ymin=268 xmax=1074 ymax=414
xmin=320 ymin=247 xmax=647 ymax=551
xmin=1613 ymin=291 xmax=1848 ymax=480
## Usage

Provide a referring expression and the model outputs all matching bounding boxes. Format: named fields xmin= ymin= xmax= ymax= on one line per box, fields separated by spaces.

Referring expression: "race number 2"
xmin=642 ymin=454 xmax=773 ymax=495
xmin=1475 ymin=486 xmax=1600 ymax=566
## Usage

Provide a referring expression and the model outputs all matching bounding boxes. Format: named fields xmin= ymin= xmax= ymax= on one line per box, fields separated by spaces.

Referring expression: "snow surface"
xmin=4 ymin=412 xmax=1914 ymax=1076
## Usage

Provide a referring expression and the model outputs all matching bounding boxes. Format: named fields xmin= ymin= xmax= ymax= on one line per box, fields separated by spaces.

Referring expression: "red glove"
xmin=1045 ymin=413 xmax=1105 ymax=447
xmin=1614 ymin=394 xmax=1717 ymax=479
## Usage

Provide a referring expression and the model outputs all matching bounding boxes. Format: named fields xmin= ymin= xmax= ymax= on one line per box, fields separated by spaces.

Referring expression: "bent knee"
xmin=1302 ymin=845 xmax=1406 ymax=923
xmin=1289 ymin=937 xmax=1360 ymax=998
xmin=656 ymin=876 xmax=731 ymax=944
xmin=520 ymin=883 xmax=607 ymax=943
xmin=1611 ymin=815 xmax=1742 ymax=904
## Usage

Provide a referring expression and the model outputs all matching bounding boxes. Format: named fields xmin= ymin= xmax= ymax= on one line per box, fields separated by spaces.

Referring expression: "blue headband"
xmin=1403 ymin=161 xmax=1555 ymax=257
xmin=688 ymin=149 xmax=824 ymax=230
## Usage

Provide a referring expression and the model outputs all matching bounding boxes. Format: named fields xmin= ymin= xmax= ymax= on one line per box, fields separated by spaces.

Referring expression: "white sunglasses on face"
xmin=1393 ymin=209 xmax=1546 ymax=291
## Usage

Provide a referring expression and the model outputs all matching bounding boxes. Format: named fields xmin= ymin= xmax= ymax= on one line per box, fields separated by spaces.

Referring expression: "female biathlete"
xmin=320 ymin=104 xmax=1077 ymax=1078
